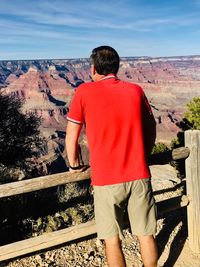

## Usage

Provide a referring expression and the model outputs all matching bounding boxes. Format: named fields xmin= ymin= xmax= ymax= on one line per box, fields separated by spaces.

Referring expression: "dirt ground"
xmin=1 ymin=202 xmax=200 ymax=267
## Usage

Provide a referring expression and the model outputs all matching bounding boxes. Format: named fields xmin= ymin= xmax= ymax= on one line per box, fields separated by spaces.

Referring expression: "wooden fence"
xmin=0 ymin=130 xmax=199 ymax=262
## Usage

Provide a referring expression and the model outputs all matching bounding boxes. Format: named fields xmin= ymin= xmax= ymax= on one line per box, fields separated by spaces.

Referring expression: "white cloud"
xmin=0 ymin=0 xmax=200 ymax=59
xmin=1 ymin=0 xmax=200 ymax=32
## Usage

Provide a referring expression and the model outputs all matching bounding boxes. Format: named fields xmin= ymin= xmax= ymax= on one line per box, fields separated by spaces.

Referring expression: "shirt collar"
xmin=100 ymin=74 xmax=118 ymax=81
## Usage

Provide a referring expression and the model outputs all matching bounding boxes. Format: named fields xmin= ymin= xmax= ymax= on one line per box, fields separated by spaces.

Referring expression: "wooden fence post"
xmin=185 ymin=130 xmax=200 ymax=254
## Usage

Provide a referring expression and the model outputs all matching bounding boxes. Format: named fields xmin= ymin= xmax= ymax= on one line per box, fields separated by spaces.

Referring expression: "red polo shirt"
xmin=67 ymin=75 xmax=153 ymax=186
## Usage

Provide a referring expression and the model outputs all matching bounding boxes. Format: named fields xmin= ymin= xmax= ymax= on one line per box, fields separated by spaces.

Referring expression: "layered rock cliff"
xmin=2 ymin=56 xmax=200 ymax=140
xmin=0 ymin=56 xmax=200 ymax=175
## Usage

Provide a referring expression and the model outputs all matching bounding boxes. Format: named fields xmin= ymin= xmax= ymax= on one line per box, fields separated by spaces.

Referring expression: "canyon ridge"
xmin=0 ymin=56 xmax=200 ymax=174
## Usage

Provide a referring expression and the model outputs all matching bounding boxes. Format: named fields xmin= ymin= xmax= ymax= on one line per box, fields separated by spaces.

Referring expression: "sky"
xmin=0 ymin=0 xmax=200 ymax=60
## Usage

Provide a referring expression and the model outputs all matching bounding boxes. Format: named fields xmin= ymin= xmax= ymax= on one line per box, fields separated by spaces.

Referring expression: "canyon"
xmin=0 ymin=56 xmax=200 ymax=175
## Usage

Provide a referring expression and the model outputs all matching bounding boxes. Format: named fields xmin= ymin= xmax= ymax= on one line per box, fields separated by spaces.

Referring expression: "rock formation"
xmin=0 ymin=56 xmax=200 ymax=175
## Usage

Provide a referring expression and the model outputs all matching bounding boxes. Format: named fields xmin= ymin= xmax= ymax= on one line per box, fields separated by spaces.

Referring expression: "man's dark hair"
xmin=90 ymin=45 xmax=120 ymax=75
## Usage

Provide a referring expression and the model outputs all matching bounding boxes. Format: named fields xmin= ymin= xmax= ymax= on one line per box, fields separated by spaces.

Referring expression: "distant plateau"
xmin=0 ymin=55 xmax=199 ymax=174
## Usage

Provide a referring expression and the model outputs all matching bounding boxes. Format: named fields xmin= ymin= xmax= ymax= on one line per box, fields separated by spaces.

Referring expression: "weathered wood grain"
xmin=0 ymin=168 xmax=91 ymax=198
xmin=0 ymin=220 xmax=96 ymax=262
xmin=185 ymin=130 xmax=200 ymax=253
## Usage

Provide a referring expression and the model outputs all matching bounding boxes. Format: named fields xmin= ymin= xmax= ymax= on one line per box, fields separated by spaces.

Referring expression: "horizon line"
xmin=1 ymin=54 xmax=200 ymax=62
xmin=0 ymin=54 xmax=200 ymax=62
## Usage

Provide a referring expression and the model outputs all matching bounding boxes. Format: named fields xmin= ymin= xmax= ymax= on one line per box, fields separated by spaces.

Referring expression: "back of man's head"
xmin=90 ymin=46 xmax=120 ymax=75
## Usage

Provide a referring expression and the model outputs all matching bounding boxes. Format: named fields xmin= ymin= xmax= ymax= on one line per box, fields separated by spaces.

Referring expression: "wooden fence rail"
xmin=0 ymin=147 xmax=189 ymax=199
xmin=0 ymin=168 xmax=90 ymax=199
xmin=0 ymin=221 xmax=97 ymax=262
xmin=0 ymin=130 xmax=199 ymax=262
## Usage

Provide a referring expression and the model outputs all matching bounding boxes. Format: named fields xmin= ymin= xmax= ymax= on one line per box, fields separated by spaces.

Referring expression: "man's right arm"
xmin=65 ymin=120 xmax=85 ymax=173
xmin=65 ymin=86 xmax=85 ymax=172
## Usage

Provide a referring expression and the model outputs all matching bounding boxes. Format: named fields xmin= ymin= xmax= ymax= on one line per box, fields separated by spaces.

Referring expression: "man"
xmin=65 ymin=46 xmax=158 ymax=267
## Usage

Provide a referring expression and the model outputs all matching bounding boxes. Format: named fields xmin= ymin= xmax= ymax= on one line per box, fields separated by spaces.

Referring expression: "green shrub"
xmin=170 ymin=97 xmax=200 ymax=149
xmin=151 ymin=142 xmax=169 ymax=154
xmin=184 ymin=97 xmax=200 ymax=130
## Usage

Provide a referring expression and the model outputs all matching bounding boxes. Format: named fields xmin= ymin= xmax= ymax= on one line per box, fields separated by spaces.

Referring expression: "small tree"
xmin=170 ymin=98 xmax=200 ymax=177
xmin=0 ymin=92 xmax=42 ymax=167
xmin=171 ymin=97 xmax=200 ymax=149
xmin=184 ymin=97 xmax=200 ymax=130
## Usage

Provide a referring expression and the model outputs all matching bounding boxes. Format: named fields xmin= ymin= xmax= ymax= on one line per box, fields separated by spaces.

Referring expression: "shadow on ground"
xmin=156 ymin=207 xmax=188 ymax=267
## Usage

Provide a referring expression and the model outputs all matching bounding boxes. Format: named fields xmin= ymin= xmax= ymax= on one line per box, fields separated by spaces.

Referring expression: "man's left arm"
xmin=143 ymin=114 xmax=156 ymax=157
xmin=142 ymin=93 xmax=157 ymax=157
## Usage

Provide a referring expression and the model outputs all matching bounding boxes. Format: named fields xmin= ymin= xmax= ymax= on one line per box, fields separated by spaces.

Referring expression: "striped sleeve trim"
xmin=67 ymin=117 xmax=83 ymax=124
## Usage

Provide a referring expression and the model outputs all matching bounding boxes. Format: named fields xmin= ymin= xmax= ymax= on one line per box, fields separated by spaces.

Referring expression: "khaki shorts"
xmin=93 ymin=178 xmax=157 ymax=240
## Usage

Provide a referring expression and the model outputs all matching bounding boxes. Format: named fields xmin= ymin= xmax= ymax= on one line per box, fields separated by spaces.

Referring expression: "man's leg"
xmin=93 ymin=185 xmax=128 ymax=266
xmin=137 ymin=235 xmax=158 ymax=267
xmin=105 ymin=235 xmax=126 ymax=267
xmin=127 ymin=179 xmax=158 ymax=267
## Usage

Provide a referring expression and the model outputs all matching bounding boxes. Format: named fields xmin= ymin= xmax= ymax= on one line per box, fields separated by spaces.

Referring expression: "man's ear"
xmin=91 ymin=64 xmax=96 ymax=75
